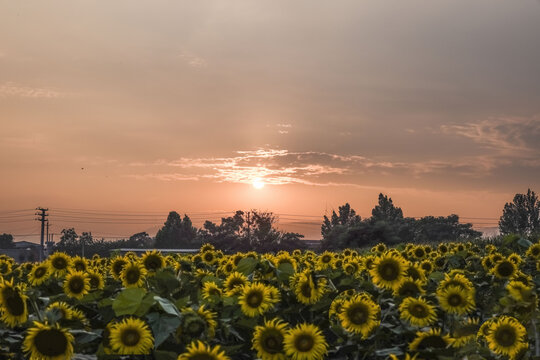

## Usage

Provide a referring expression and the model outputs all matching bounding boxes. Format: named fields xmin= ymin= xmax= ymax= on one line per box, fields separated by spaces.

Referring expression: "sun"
xmin=252 ymin=178 xmax=265 ymax=189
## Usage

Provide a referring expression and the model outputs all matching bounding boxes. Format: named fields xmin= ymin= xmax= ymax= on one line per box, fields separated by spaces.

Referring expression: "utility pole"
xmin=46 ymin=221 xmax=49 ymax=243
xmin=35 ymin=207 xmax=48 ymax=262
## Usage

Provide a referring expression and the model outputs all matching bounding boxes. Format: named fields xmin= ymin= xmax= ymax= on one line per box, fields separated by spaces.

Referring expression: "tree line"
xmin=2 ymin=189 xmax=538 ymax=256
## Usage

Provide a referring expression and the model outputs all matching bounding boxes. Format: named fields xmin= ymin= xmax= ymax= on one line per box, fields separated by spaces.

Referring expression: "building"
xmin=0 ymin=241 xmax=41 ymax=263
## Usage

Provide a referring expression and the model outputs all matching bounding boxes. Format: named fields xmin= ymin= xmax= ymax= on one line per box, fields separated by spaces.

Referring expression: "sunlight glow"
xmin=252 ymin=178 xmax=265 ymax=189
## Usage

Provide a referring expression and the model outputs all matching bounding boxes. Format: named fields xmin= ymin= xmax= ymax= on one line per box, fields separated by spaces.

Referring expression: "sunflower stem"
xmin=30 ymin=298 xmax=44 ymax=322
xmin=532 ymin=316 xmax=540 ymax=357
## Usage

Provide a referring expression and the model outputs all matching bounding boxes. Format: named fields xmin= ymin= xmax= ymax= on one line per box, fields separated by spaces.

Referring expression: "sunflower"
xmin=177 ymin=309 xmax=209 ymax=341
xmin=72 ymin=256 xmax=87 ymax=272
xmin=506 ymin=281 xmax=535 ymax=303
xmin=0 ymin=280 xmax=28 ymax=327
xmin=399 ymin=297 xmax=437 ymax=327
xmin=238 ymin=282 xmax=274 ymax=317
xmin=63 ymin=271 xmax=90 ymax=299
xmin=0 ymin=259 xmax=12 ymax=275
xmin=120 ymin=261 xmax=147 ymax=288
xmin=200 ymin=243 xmax=215 ymax=252
xmin=370 ymin=251 xmax=409 ymax=290
xmin=284 ymin=323 xmax=328 ymax=360
xmin=394 ymin=278 xmax=425 ymax=298
xmin=87 ymin=269 xmax=105 ymax=290
xmin=110 ymin=256 xmax=128 ymax=280
xmin=491 ymin=260 xmax=518 ymax=279
xmin=389 ymin=355 xmax=420 ymax=360
xmin=409 ymin=328 xmax=453 ymax=351
xmin=486 ymin=316 xmax=527 ymax=358
xmin=197 ymin=305 xmax=217 ymax=337
xmin=47 ymin=252 xmax=71 ymax=277
xmin=452 ymin=318 xmax=480 ymax=348
xmin=201 ymin=281 xmax=222 ymax=302
xmin=224 ymin=272 xmax=248 ymax=296
xmin=109 ymin=317 xmax=154 ymax=355
xmin=23 ymin=321 xmax=74 ymax=360
xmin=526 ymin=243 xmax=540 ymax=259
xmin=437 ymin=285 xmax=475 ymax=315
xmin=46 ymin=302 xmax=74 ymax=320
xmin=316 ymin=251 xmax=334 ymax=270
xmin=141 ymin=250 xmax=164 ymax=273
xmin=293 ymin=272 xmax=327 ymax=305
xmin=179 ymin=341 xmax=230 ymax=360
xmin=28 ymin=264 xmax=49 ymax=286
xmin=252 ymin=318 xmax=288 ymax=360
xmin=338 ymin=293 xmax=380 ymax=338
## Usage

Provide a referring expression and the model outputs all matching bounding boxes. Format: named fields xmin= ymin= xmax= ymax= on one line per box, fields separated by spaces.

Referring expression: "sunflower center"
xmin=75 ymin=262 xmax=86 ymax=271
xmin=34 ymin=329 xmax=68 ymax=356
xmin=399 ymin=283 xmax=419 ymax=297
xmin=144 ymin=256 xmax=162 ymax=271
xmin=347 ymin=304 xmax=369 ymax=325
xmin=69 ymin=277 xmax=85 ymax=294
xmin=52 ymin=258 xmax=67 ymax=270
xmin=126 ymin=269 xmax=141 ymax=284
xmin=417 ymin=335 xmax=447 ymax=349
xmin=262 ymin=330 xmax=283 ymax=353
xmin=410 ymin=304 xmax=428 ymax=318
xmin=246 ymin=291 xmax=263 ymax=308
xmin=186 ymin=318 xmax=205 ymax=336
xmin=322 ymin=255 xmax=331 ymax=263
xmin=300 ymin=282 xmax=312 ymax=298
xmin=5 ymin=292 xmax=25 ymax=316
xmin=34 ymin=267 xmax=46 ymax=278
xmin=495 ymin=326 xmax=517 ymax=347
xmin=496 ymin=262 xmax=514 ymax=277
xmin=447 ymin=293 xmax=463 ymax=307
xmin=228 ymin=279 xmax=244 ymax=290
xmin=121 ymin=328 xmax=141 ymax=347
xmin=379 ymin=261 xmax=399 ymax=281
xmin=294 ymin=334 xmax=314 ymax=352
xmin=113 ymin=261 xmax=126 ymax=275
xmin=89 ymin=276 xmax=100 ymax=288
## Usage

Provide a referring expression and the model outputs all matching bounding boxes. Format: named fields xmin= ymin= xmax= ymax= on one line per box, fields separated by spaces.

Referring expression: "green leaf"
xmin=375 ymin=347 xmax=403 ymax=356
xmin=135 ymin=293 xmax=156 ymax=317
xmin=236 ymin=257 xmax=258 ymax=275
xmin=154 ymin=296 xmax=182 ymax=317
xmin=153 ymin=350 xmax=179 ymax=360
xmin=518 ymin=237 xmax=533 ymax=248
xmin=277 ymin=263 xmax=295 ymax=282
xmin=147 ymin=314 xmax=181 ymax=347
xmin=112 ymin=288 xmax=146 ymax=316
xmin=71 ymin=329 xmax=102 ymax=344
xmin=175 ymin=296 xmax=190 ymax=309
xmin=429 ymin=271 xmax=445 ymax=282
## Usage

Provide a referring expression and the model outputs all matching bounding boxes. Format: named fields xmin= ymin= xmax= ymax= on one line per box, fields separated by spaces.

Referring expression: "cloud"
xmin=126 ymin=173 xmax=200 ymax=181
xmin=0 ymin=82 xmax=66 ymax=98
xmin=441 ymin=115 xmax=540 ymax=158
xmin=177 ymin=51 xmax=208 ymax=68
xmin=127 ymin=147 xmax=513 ymax=187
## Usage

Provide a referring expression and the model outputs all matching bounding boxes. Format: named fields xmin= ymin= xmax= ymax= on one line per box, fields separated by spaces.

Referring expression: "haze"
xmin=1 ymin=0 xmax=539 ymax=240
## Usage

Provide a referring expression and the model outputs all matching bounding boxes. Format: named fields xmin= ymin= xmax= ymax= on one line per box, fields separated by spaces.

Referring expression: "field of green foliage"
xmin=0 ymin=236 xmax=539 ymax=359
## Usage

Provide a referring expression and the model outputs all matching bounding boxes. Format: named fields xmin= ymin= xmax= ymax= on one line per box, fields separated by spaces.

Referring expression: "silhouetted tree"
xmin=499 ymin=189 xmax=540 ymax=236
xmin=321 ymin=203 xmax=362 ymax=239
xmin=371 ymin=193 xmax=403 ymax=223
xmin=200 ymin=210 xmax=304 ymax=252
xmin=0 ymin=234 xmax=14 ymax=249
xmin=155 ymin=211 xmax=199 ymax=248
xmin=412 ymin=215 xmax=481 ymax=243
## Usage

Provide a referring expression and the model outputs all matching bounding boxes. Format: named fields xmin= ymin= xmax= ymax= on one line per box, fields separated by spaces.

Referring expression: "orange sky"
xmin=1 ymin=1 xmax=539 ymax=241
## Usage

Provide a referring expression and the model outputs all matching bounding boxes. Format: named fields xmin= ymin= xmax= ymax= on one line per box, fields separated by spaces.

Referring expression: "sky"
xmin=1 ymin=0 xmax=539 ymax=241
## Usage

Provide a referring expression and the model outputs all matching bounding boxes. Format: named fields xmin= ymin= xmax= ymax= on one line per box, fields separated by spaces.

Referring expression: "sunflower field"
xmin=0 ymin=237 xmax=539 ymax=360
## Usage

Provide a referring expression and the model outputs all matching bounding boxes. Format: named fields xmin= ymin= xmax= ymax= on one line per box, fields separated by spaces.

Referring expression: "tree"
xmin=321 ymin=203 xmax=362 ymax=238
xmin=155 ymin=211 xmax=199 ymax=248
xmin=412 ymin=215 xmax=481 ymax=243
xmin=0 ymin=234 xmax=14 ymax=249
xmin=499 ymin=189 xmax=540 ymax=236
xmin=200 ymin=210 xmax=304 ymax=252
xmin=371 ymin=193 xmax=403 ymax=223
xmin=55 ymin=228 xmax=80 ymax=256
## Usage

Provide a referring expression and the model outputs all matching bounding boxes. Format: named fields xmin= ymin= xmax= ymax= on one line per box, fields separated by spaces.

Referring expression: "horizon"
xmin=2 ymin=1 xmax=539 ymax=243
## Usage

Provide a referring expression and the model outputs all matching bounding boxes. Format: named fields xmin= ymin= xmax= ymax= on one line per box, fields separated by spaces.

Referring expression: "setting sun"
xmin=252 ymin=178 xmax=265 ymax=189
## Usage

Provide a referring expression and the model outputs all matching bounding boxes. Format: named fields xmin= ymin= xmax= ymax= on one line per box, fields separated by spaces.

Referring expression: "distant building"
xmin=303 ymin=240 xmax=321 ymax=250
xmin=110 ymin=248 xmax=199 ymax=256
xmin=0 ymin=241 xmax=41 ymax=263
